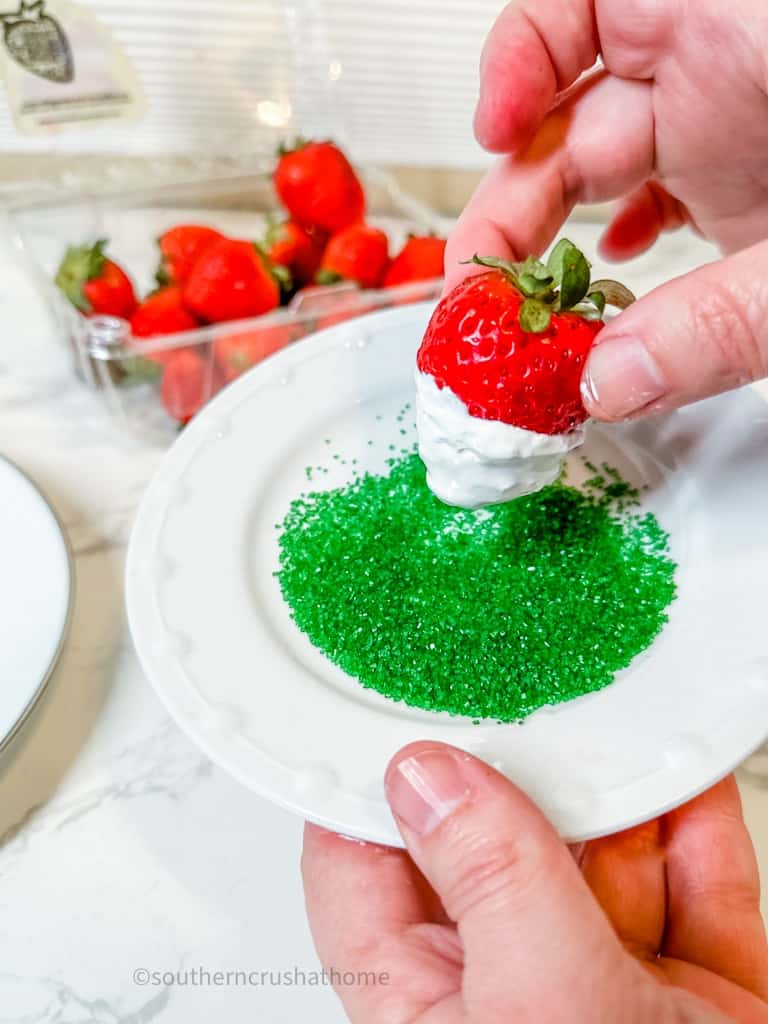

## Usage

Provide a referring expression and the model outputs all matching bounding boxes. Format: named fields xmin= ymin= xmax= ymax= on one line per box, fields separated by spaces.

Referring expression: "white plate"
xmin=0 ymin=456 xmax=72 ymax=751
xmin=126 ymin=303 xmax=768 ymax=845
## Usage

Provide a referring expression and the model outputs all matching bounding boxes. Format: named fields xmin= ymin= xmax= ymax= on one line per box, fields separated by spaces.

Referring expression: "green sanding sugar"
xmin=276 ymin=453 xmax=677 ymax=722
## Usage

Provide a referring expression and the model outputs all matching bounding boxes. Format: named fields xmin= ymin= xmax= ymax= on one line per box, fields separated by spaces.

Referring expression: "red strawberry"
xmin=160 ymin=349 xmax=211 ymax=424
xmin=384 ymin=236 xmax=447 ymax=287
xmin=131 ymin=287 xmax=199 ymax=342
xmin=214 ymin=323 xmax=300 ymax=383
xmin=157 ymin=225 xmax=224 ymax=286
xmin=274 ymin=140 xmax=365 ymax=234
xmin=265 ymin=219 xmax=325 ymax=287
xmin=317 ymin=224 xmax=389 ymax=290
xmin=183 ymin=238 xmax=280 ymax=323
xmin=55 ymin=240 xmax=137 ymax=319
xmin=417 ymin=241 xmax=635 ymax=436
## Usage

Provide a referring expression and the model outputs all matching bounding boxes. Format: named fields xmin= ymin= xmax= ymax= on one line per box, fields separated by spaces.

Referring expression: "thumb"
xmin=581 ymin=241 xmax=768 ymax=421
xmin=385 ymin=742 xmax=652 ymax=1022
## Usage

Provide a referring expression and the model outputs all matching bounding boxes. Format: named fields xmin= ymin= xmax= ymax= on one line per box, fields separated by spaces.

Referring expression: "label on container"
xmin=0 ymin=0 xmax=145 ymax=134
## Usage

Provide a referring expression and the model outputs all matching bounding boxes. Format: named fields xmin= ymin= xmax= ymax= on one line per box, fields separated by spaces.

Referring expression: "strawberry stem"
xmin=463 ymin=241 xmax=636 ymax=332
xmin=277 ymin=136 xmax=309 ymax=157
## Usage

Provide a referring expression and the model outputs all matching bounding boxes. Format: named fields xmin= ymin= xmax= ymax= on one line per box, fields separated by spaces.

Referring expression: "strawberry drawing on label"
xmin=1 ymin=0 xmax=73 ymax=83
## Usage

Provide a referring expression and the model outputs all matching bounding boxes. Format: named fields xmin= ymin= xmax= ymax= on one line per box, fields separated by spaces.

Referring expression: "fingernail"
xmin=387 ymin=750 xmax=471 ymax=837
xmin=581 ymin=336 xmax=668 ymax=419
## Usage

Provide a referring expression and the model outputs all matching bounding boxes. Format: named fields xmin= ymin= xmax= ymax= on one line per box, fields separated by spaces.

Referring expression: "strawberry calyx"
xmin=315 ymin=268 xmax=345 ymax=286
xmin=465 ymin=239 xmax=635 ymax=333
xmin=55 ymin=238 xmax=109 ymax=312
xmin=277 ymin=135 xmax=310 ymax=158
xmin=263 ymin=218 xmax=289 ymax=248
xmin=253 ymin=241 xmax=293 ymax=294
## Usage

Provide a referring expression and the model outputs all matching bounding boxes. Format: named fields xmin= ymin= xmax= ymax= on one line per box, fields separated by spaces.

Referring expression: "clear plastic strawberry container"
xmin=6 ymin=167 xmax=445 ymax=443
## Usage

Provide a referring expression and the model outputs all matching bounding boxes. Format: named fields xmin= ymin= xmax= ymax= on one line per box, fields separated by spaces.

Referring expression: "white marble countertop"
xmin=1 ymin=219 xmax=767 ymax=1024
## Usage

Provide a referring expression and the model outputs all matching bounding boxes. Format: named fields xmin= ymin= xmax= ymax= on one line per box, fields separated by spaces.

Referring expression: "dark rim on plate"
xmin=0 ymin=454 xmax=74 ymax=755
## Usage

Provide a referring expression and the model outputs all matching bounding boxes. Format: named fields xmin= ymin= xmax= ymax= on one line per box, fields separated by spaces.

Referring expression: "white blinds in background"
xmin=0 ymin=0 xmax=505 ymax=167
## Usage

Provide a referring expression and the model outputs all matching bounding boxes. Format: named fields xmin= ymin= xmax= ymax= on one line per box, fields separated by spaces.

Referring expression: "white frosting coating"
xmin=416 ymin=371 xmax=584 ymax=509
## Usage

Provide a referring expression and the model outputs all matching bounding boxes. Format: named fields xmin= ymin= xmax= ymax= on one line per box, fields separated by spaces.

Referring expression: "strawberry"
xmin=265 ymin=219 xmax=325 ymax=288
xmin=156 ymin=224 xmax=224 ymax=286
xmin=317 ymin=224 xmax=390 ymax=290
xmin=160 ymin=349 xmax=211 ymax=424
xmin=417 ymin=241 xmax=635 ymax=436
xmin=384 ymin=236 xmax=447 ymax=287
xmin=130 ymin=287 xmax=199 ymax=342
xmin=183 ymin=238 xmax=281 ymax=323
xmin=55 ymin=240 xmax=137 ymax=319
xmin=274 ymin=139 xmax=365 ymax=234
xmin=214 ymin=323 xmax=301 ymax=383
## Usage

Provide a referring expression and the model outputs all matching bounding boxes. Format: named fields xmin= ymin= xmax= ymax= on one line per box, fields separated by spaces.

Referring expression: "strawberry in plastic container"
xmin=384 ymin=236 xmax=447 ymax=287
xmin=55 ymin=239 xmax=137 ymax=319
xmin=214 ymin=323 xmax=303 ymax=384
xmin=274 ymin=139 xmax=365 ymax=235
xmin=316 ymin=224 xmax=390 ymax=290
xmin=183 ymin=238 xmax=281 ymax=324
xmin=160 ymin=349 xmax=213 ymax=426
xmin=156 ymin=225 xmax=224 ymax=287
xmin=130 ymin=287 xmax=199 ymax=365
xmin=264 ymin=220 xmax=325 ymax=289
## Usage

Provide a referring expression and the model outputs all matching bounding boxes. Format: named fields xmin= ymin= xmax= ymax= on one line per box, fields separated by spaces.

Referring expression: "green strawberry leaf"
xmin=86 ymin=239 xmax=108 ymax=280
xmin=517 ymin=272 xmax=545 ymax=296
xmin=316 ymin=268 xmax=345 ymax=286
xmin=54 ymin=239 xmax=108 ymax=312
xmin=555 ymin=243 xmax=591 ymax=310
xmin=546 ymin=239 xmax=573 ymax=286
xmin=515 ymin=255 xmax=552 ymax=283
xmin=263 ymin=217 xmax=288 ymax=248
xmin=519 ymin=299 xmax=552 ymax=333
xmin=588 ymin=290 xmax=606 ymax=315
xmin=589 ymin=279 xmax=637 ymax=310
xmin=277 ymin=135 xmax=308 ymax=157
xmin=154 ymin=259 xmax=172 ymax=288
xmin=271 ymin=263 xmax=293 ymax=290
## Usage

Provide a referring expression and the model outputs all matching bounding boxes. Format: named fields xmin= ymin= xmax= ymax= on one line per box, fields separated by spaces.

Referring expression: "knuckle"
xmin=439 ymin=830 xmax=545 ymax=922
xmin=688 ymin=277 xmax=768 ymax=384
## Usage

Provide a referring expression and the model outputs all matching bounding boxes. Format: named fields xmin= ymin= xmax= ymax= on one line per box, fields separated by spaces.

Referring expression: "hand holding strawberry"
xmin=416 ymin=240 xmax=635 ymax=507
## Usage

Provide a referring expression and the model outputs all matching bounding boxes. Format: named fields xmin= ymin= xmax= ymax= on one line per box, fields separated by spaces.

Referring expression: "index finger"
xmin=444 ymin=71 xmax=654 ymax=290
xmin=475 ymin=0 xmax=599 ymax=153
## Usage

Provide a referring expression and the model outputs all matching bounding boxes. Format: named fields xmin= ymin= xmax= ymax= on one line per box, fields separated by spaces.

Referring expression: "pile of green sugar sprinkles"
xmin=276 ymin=443 xmax=678 ymax=724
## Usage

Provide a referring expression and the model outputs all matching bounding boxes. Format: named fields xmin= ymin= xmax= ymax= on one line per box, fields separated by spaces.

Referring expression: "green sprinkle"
xmin=277 ymin=454 xmax=677 ymax=722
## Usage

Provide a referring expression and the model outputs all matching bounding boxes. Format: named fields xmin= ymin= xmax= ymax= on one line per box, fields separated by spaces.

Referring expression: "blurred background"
xmin=0 ymin=0 xmax=504 ymax=210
